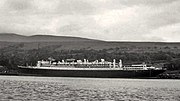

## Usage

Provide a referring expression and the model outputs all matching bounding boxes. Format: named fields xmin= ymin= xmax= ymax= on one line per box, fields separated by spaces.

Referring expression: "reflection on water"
xmin=0 ymin=76 xmax=180 ymax=101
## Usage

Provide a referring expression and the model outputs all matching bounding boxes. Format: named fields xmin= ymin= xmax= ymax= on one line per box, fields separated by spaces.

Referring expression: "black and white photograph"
xmin=0 ymin=0 xmax=180 ymax=100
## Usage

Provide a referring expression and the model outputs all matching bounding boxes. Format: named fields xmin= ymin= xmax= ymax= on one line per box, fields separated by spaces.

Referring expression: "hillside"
xmin=0 ymin=33 xmax=98 ymax=42
xmin=0 ymin=33 xmax=180 ymax=53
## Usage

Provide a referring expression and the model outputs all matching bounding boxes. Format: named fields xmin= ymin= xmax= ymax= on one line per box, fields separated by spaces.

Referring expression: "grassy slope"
xmin=0 ymin=33 xmax=180 ymax=53
xmin=0 ymin=41 xmax=180 ymax=54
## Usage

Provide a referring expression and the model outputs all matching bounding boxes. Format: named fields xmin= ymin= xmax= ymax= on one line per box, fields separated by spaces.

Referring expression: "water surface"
xmin=0 ymin=76 xmax=179 ymax=101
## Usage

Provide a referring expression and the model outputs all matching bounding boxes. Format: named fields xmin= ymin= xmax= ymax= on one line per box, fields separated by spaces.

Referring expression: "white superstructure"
xmin=33 ymin=59 xmax=157 ymax=70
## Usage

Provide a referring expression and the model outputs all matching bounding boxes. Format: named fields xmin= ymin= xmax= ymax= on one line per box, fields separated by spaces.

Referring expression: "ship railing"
xmin=56 ymin=62 xmax=114 ymax=65
xmin=122 ymin=66 xmax=148 ymax=70
xmin=38 ymin=60 xmax=123 ymax=68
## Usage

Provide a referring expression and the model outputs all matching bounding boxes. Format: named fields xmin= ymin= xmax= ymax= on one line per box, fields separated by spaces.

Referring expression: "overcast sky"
xmin=0 ymin=0 xmax=179 ymax=42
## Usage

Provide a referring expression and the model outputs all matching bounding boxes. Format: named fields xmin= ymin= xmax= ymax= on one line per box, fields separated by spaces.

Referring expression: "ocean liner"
xmin=18 ymin=58 xmax=165 ymax=78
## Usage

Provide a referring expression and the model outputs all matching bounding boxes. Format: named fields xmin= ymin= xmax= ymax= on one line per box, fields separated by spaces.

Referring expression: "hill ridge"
xmin=0 ymin=33 xmax=101 ymax=42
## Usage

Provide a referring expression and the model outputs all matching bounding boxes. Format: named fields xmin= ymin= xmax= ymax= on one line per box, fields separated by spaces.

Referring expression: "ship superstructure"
xmin=33 ymin=59 xmax=160 ymax=70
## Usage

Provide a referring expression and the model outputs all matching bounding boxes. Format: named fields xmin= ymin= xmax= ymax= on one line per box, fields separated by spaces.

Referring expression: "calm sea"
xmin=0 ymin=76 xmax=179 ymax=101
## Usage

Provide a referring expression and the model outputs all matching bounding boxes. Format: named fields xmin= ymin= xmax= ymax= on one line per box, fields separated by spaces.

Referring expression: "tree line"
xmin=0 ymin=46 xmax=180 ymax=70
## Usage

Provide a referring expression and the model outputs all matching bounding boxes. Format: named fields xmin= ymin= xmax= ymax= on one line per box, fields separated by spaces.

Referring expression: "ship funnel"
xmin=84 ymin=59 xmax=86 ymax=63
xmin=101 ymin=59 xmax=105 ymax=63
xmin=37 ymin=61 xmax=41 ymax=67
xmin=113 ymin=59 xmax=116 ymax=68
xmin=119 ymin=59 xmax=122 ymax=68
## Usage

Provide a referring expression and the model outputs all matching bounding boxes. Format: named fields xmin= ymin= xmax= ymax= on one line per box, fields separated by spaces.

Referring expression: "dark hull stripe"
xmin=19 ymin=68 xmax=165 ymax=78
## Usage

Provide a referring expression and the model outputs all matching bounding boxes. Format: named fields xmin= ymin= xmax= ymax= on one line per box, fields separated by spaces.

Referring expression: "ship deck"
xmin=20 ymin=66 xmax=126 ymax=70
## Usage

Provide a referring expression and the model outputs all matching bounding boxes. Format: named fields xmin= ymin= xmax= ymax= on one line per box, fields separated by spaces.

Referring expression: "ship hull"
xmin=18 ymin=67 xmax=165 ymax=78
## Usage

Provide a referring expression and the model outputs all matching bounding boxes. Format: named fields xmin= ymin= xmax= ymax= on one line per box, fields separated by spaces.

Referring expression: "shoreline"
xmin=0 ymin=73 xmax=179 ymax=79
